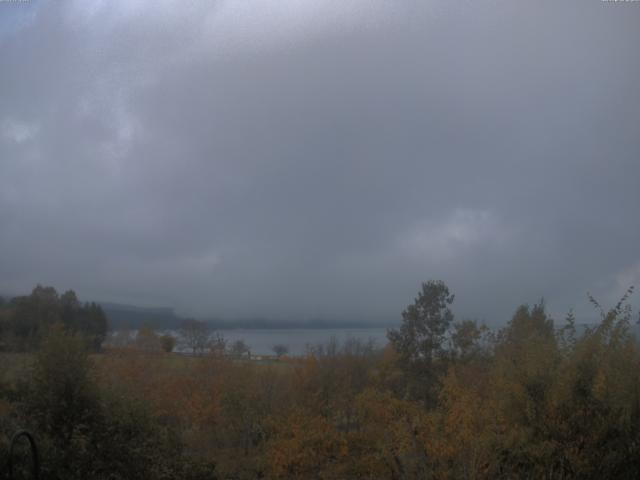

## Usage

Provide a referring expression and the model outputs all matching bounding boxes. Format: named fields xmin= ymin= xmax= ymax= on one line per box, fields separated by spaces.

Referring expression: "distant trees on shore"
xmin=0 ymin=285 xmax=107 ymax=351
xmin=272 ymin=344 xmax=289 ymax=357
xmin=180 ymin=318 xmax=215 ymax=355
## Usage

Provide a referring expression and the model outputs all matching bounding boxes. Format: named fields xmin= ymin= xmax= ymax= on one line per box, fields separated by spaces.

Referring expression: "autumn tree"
xmin=264 ymin=410 xmax=345 ymax=479
xmin=24 ymin=325 xmax=100 ymax=478
xmin=24 ymin=325 xmax=216 ymax=479
xmin=136 ymin=324 xmax=160 ymax=352
xmin=450 ymin=319 xmax=490 ymax=363
xmin=542 ymin=287 xmax=640 ymax=478
xmin=160 ymin=334 xmax=176 ymax=353
xmin=351 ymin=388 xmax=431 ymax=479
xmin=487 ymin=302 xmax=560 ymax=476
xmin=428 ymin=358 xmax=496 ymax=478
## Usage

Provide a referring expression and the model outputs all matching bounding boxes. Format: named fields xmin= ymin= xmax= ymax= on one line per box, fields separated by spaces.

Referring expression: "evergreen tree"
xmin=387 ymin=280 xmax=455 ymax=405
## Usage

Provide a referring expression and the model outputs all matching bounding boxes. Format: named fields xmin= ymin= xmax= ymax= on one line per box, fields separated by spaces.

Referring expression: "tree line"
xmin=1 ymin=280 xmax=640 ymax=479
xmin=0 ymin=285 xmax=107 ymax=352
xmin=106 ymin=318 xmax=257 ymax=358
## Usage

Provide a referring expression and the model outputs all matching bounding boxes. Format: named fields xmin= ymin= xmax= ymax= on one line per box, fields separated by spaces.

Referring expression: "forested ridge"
xmin=1 ymin=281 xmax=640 ymax=479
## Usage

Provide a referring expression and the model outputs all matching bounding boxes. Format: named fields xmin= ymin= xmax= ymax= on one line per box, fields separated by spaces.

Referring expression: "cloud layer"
xmin=1 ymin=0 xmax=639 ymax=322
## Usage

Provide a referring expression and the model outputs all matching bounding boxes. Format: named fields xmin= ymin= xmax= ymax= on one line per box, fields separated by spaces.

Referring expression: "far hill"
xmin=203 ymin=317 xmax=395 ymax=330
xmin=99 ymin=302 xmax=182 ymax=330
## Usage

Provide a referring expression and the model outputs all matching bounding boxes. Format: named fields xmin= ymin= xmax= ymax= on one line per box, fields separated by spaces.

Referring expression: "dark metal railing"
xmin=7 ymin=431 xmax=39 ymax=480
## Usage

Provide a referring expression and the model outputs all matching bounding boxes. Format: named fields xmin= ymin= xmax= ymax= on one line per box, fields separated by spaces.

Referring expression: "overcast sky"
xmin=1 ymin=0 xmax=639 ymax=324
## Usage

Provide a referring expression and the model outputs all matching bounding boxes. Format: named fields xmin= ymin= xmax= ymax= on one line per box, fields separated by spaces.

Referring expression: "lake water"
xmin=216 ymin=328 xmax=390 ymax=356
xmin=116 ymin=327 xmax=392 ymax=356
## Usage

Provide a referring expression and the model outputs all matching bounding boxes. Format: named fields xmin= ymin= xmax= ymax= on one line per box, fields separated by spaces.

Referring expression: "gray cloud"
xmin=1 ymin=0 xmax=639 ymax=323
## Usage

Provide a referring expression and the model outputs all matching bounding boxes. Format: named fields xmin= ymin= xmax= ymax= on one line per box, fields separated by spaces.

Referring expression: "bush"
xmin=160 ymin=334 xmax=177 ymax=353
xmin=21 ymin=326 xmax=216 ymax=479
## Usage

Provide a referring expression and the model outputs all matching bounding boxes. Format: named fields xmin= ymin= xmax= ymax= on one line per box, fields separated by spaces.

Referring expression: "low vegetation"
xmin=1 ymin=282 xmax=639 ymax=479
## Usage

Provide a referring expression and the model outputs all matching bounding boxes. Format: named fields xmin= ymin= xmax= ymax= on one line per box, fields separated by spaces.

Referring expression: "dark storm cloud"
xmin=1 ymin=0 xmax=639 ymax=322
